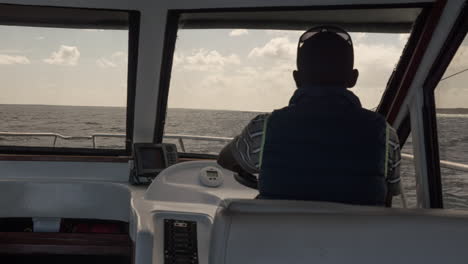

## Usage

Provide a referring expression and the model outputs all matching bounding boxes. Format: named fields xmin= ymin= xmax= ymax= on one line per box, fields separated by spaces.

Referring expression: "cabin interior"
xmin=0 ymin=0 xmax=467 ymax=263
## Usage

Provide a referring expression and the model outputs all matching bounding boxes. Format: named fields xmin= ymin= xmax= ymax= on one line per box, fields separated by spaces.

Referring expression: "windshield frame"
xmin=0 ymin=5 xmax=140 ymax=158
xmin=419 ymin=3 xmax=468 ymax=208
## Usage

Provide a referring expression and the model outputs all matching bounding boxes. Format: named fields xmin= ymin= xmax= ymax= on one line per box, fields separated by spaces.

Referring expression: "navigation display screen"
xmin=141 ymin=147 xmax=165 ymax=170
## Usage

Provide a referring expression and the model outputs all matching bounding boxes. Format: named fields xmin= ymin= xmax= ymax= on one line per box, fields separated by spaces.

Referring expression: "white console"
xmin=144 ymin=161 xmax=258 ymax=204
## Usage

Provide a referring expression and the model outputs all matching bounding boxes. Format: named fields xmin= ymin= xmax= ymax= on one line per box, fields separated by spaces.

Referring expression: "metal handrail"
xmin=0 ymin=132 xmax=126 ymax=148
xmin=0 ymin=132 xmax=233 ymax=150
xmin=401 ymin=153 xmax=468 ymax=173
xmin=165 ymin=134 xmax=232 ymax=142
xmin=0 ymin=131 xmax=467 ymax=173
xmin=0 ymin=132 xmax=89 ymax=139
xmin=164 ymin=133 xmax=232 ymax=152
xmin=91 ymin=134 xmax=126 ymax=148
xmin=164 ymin=136 xmax=468 ymax=173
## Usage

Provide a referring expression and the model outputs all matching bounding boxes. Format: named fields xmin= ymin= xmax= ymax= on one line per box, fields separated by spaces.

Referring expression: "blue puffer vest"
xmin=259 ymin=88 xmax=388 ymax=206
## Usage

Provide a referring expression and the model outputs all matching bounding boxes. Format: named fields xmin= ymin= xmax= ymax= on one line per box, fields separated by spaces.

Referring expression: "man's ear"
xmin=293 ymin=70 xmax=301 ymax=88
xmin=347 ymin=69 xmax=359 ymax=88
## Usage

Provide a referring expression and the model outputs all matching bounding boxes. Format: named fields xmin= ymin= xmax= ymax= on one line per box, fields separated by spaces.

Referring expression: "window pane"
xmin=165 ymin=28 xmax=410 ymax=154
xmin=0 ymin=25 xmax=128 ymax=150
xmin=435 ymin=34 xmax=468 ymax=209
xmin=393 ymin=133 xmax=418 ymax=208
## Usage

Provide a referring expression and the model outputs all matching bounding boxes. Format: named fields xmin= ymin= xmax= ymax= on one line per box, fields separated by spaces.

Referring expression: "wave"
xmin=85 ymin=121 xmax=101 ymax=125
xmin=437 ymin=113 xmax=468 ymax=118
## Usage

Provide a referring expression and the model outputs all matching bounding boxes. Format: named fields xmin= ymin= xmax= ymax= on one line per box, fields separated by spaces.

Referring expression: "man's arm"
xmin=386 ymin=124 xmax=402 ymax=196
xmin=217 ymin=114 xmax=269 ymax=174
xmin=217 ymin=139 xmax=242 ymax=172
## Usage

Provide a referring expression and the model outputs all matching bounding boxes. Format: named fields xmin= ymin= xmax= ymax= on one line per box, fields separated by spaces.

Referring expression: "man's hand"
xmin=217 ymin=140 xmax=239 ymax=172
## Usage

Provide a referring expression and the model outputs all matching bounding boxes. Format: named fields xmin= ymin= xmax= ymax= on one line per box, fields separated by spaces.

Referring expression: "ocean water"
xmin=437 ymin=114 xmax=468 ymax=209
xmin=0 ymin=104 xmax=126 ymax=149
xmin=0 ymin=105 xmax=466 ymax=209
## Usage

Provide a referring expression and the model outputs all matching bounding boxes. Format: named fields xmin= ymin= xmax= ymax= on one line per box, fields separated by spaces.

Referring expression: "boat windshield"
xmin=164 ymin=28 xmax=410 ymax=155
xmin=435 ymin=33 xmax=468 ymax=209
xmin=0 ymin=25 xmax=129 ymax=151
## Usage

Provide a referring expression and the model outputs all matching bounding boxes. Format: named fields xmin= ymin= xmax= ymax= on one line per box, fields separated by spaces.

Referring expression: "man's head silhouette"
xmin=293 ymin=26 xmax=359 ymax=89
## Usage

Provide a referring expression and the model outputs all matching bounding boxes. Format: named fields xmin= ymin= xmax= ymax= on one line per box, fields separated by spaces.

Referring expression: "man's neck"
xmin=289 ymin=86 xmax=361 ymax=108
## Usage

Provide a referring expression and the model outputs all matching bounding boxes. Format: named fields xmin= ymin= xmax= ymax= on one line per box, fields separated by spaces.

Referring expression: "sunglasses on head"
xmin=299 ymin=26 xmax=353 ymax=48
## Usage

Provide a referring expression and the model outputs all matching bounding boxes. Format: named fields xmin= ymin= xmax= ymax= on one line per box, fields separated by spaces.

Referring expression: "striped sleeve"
xmin=230 ymin=114 xmax=269 ymax=174
xmin=386 ymin=123 xmax=401 ymax=196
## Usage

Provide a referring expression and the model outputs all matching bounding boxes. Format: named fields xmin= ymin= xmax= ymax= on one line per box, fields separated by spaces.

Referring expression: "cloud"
xmin=43 ymin=45 xmax=80 ymax=66
xmin=399 ymin=33 xmax=410 ymax=45
xmin=444 ymin=45 xmax=468 ymax=75
xmin=96 ymin=58 xmax=117 ymax=68
xmin=265 ymin=30 xmax=290 ymax=36
xmin=170 ymin=32 xmax=417 ymax=111
xmin=173 ymin=52 xmax=184 ymax=66
xmin=0 ymin=49 xmax=29 ymax=54
xmin=435 ymin=44 xmax=468 ymax=108
xmin=0 ymin=54 xmax=31 ymax=65
xmin=178 ymin=49 xmax=240 ymax=72
xmin=236 ymin=66 xmax=258 ymax=76
xmin=229 ymin=29 xmax=248 ymax=37
xmin=350 ymin=42 xmax=406 ymax=108
xmin=354 ymin=43 xmax=402 ymax=70
xmin=35 ymin=36 xmax=45 ymax=40
xmin=96 ymin=51 xmax=127 ymax=68
xmin=83 ymin=29 xmax=105 ymax=32
xmin=111 ymin=51 xmax=127 ymax=61
xmin=248 ymin=37 xmax=296 ymax=60
xmin=170 ymin=62 xmax=296 ymax=111
xmin=265 ymin=30 xmax=283 ymax=35
xmin=223 ymin=37 xmax=407 ymax=110
xmin=351 ymin=32 xmax=368 ymax=42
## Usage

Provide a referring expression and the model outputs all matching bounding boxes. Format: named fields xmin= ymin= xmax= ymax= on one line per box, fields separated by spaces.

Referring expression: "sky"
xmin=434 ymin=37 xmax=468 ymax=109
xmin=169 ymin=29 xmax=412 ymax=111
xmin=0 ymin=25 xmax=466 ymax=110
xmin=0 ymin=26 xmax=128 ymax=107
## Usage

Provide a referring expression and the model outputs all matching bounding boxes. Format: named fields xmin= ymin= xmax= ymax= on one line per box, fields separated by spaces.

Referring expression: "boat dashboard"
xmin=145 ymin=160 xmax=258 ymax=204
xmin=0 ymin=160 xmax=257 ymax=264
xmin=133 ymin=161 xmax=258 ymax=263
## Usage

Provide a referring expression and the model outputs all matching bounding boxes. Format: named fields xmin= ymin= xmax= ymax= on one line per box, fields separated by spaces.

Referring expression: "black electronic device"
xmin=164 ymin=219 xmax=198 ymax=264
xmin=130 ymin=143 xmax=178 ymax=185
xmin=164 ymin=143 xmax=179 ymax=167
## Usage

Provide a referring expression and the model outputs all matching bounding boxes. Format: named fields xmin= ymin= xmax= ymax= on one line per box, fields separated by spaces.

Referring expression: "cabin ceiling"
xmin=179 ymin=8 xmax=422 ymax=33
xmin=0 ymin=4 xmax=129 ymax=29
xmin=0 ymin=4 xmax=422 ymax=32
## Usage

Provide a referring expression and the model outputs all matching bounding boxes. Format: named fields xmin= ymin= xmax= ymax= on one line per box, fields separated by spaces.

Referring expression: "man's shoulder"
xmin=357 ymin=107 xmax=386 ymax=120
xmin=230 ymin=113 xmax=270 ymax=173
xmin=386 ymin=122 xmax=399 ymax=143
xmin=244 ymin=113 xmax=270 ymax=131
xmin=251 ymin=113 xmax=270 ymax=122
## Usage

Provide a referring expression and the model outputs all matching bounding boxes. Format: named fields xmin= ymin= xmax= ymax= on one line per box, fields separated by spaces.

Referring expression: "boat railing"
xmin=0 ymin=132 xmax=466 ymax=173
xmin=164 ymin=134 xmax=232 ymax=153
xmin=400 ymin=153 xmax=468 ymax=173
xmin=0 ymin=132 xmax=124 ymax=149
xmin=168 ymin=135 xmax=468 ymax=172
xmin=167 ymin=135 xmax=468 ymax=173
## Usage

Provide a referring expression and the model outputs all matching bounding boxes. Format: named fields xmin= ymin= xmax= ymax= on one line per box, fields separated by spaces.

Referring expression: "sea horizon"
xmin=0 ymin=103 xmax=467 ymax=114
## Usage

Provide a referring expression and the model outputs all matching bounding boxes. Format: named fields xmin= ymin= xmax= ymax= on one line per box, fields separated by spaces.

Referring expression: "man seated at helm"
xmin=217 ymin=26 xmax=401 ymax=206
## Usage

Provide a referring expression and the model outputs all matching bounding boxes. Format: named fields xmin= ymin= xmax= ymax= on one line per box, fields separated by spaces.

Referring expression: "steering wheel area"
xmin=234 ymin=167 xmax=259 ymax=189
